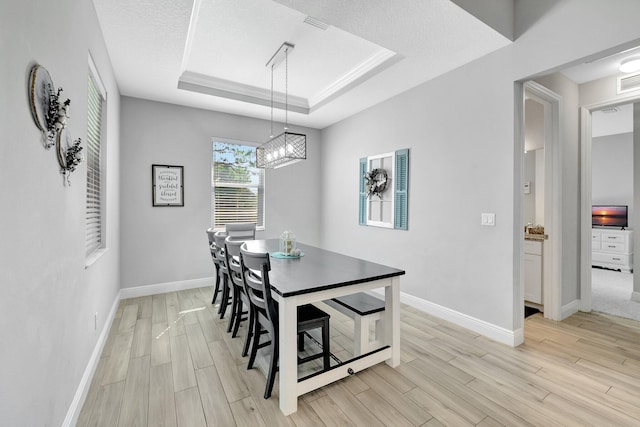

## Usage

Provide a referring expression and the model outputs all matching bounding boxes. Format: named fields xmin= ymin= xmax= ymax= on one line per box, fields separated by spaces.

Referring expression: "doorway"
xmin=516 ymin=81 xmax=563 ymax=333
xmin=580 ymin=100 xmax=639 ymax=319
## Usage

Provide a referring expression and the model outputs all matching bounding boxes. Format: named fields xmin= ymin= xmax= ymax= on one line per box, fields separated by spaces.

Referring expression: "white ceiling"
xmin=561 ymin=45 xmax=640 ymax=85
xmin=92 ymin=0 xmax=512 ymax=129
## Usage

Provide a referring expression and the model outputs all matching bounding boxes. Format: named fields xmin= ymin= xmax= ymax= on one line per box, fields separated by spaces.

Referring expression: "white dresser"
xmin=592 ymin=228 xmax=634 ymax=273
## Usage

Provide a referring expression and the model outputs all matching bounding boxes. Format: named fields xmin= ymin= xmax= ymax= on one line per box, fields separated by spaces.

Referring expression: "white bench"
xmin=323 ymin=292 xmax=385 ymax=356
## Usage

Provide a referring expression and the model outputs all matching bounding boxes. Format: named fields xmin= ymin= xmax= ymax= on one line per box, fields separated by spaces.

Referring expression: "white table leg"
xmin=278 ymin=296 xmax=298 ymax=415
xmin=385 ymin=276 xmax=400 ymax=367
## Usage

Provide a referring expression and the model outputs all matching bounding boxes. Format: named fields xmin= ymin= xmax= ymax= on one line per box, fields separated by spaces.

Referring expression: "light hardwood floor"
xmin=77 ymin=286 xmax=640 ymax=426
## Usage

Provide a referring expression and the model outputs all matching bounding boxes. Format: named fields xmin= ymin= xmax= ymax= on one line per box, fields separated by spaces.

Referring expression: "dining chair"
xmin=206 ymin=229 xmax=223 ymax=305
xmin=226 ymin=223 xmax=256 ymax=241
xmin=225 ymin=237 xmax=253 ymax=354
xmin=213 ymin=231 xmax=232 ymax=319
xmin=239 ymin=244 xmax=331 ymax=399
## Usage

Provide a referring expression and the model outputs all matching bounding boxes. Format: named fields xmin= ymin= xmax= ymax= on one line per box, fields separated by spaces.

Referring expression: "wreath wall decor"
xmin=364 ymin=168 xmax=389 ymax=199
xmin=28 ymin=64 xmax=83 ymax=186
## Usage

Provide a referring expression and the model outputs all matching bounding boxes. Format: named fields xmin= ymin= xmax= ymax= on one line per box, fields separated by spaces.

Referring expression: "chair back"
xmin=224 ymin=237 xmax=245 ymax=288
xmin=226 ymin=223 xmax=256 ymax=241
xmin=240 ymin=244 xmax=277 ymax=325
xmin=214 ymin=231 xmax=229 ymax=273
xmin=206 ymin=228 xmax=218 ymax=265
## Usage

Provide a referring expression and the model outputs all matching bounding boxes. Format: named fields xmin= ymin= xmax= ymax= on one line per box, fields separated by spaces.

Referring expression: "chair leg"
xmin=219 ymin=275 xmax=230 ymax=319
xmin=247 ymin=317 xmax=261 ymax=370
xmin=264 ymin=330 xmax=279 ymax=399
xmin=211 ymin=264 xmax=221 ymax=304
xmin=232 ymin=292 xmax=244 ymax=338
xmin=322 ymin=319 xmax=330 ymax=371
xmin=227 ymin=286 xmax=238 ymax=333
xmin=242 ymin=307 xmax=254 ymax=357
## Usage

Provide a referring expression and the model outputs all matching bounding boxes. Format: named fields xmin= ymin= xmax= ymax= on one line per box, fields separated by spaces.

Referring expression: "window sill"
xmin=85 ymin=248 xmax=108 ymax=269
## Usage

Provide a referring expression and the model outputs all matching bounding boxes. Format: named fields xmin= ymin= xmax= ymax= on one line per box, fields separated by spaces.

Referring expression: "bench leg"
xmin=354 ymin=316 xmax=370 ymax=356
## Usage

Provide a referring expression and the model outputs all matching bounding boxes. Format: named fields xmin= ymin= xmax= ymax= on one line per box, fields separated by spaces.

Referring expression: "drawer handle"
xmin=347 ymin=368 xmax=355 ymax=375
xmin=613 ymin=257 xmax=621 ymax=261
xmin=607 ymin=237 xmax=617 ymax=240
xmin=608 ymin=245 xmax=616 ymax=248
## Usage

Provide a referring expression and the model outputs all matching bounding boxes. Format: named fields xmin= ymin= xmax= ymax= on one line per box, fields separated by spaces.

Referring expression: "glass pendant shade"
xmin=256 ymin=131 xmax=306 ymax=169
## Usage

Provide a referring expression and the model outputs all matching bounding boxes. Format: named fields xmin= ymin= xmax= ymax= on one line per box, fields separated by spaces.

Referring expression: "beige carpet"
xmin=591 ymin=267 xmax=640 ymax=321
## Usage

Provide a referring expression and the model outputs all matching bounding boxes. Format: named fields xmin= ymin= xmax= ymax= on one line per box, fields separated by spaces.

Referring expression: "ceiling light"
xmin=257 ymin=42 xmax=306 ymax=169
xmin=619 ymin=56 xmax=640 ymax=73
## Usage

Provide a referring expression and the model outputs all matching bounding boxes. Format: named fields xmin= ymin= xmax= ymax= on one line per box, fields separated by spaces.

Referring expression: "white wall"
xmin=320 ymin=0 xmax=640 ymax=333
xmin=0 ymin=1 xmax=121 ymax=425
xmin=119 ymin=97 xmax=322 ymax=288
xmin=592 ymin=133 xmax=634 ymax=215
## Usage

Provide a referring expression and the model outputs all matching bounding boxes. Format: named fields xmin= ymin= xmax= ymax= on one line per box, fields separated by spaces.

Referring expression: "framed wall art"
xmin=152 ymin=164 xmax=184 ymax=206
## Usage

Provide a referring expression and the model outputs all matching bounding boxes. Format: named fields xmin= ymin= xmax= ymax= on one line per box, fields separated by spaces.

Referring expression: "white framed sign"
xmin=152 ymin=164 xmax=184 ymax=206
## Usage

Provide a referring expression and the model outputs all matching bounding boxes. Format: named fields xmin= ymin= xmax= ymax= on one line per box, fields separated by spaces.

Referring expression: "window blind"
xmin=86 ymin=73 xmax=104 ymax=256
xmin=212 ymin=141 xmax=264 ymax=229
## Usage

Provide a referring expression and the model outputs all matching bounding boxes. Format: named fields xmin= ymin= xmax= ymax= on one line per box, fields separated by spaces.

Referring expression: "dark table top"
xmin=241 ymin=239 xmax=405 ymax=297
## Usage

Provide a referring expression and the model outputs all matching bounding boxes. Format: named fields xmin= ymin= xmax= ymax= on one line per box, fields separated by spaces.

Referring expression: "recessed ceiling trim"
xmin=178 ymin=71 xmax=310 ymax=114
xmin=308 ymin=49 xmax=398 ymax=108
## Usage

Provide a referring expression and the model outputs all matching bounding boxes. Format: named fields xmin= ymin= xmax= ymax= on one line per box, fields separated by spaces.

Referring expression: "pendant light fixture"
xmin=257 ymin=42 xmax=306 ymax=169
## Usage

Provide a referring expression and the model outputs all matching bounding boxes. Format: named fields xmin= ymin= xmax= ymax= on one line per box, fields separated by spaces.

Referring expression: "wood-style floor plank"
xmin=149 ymin=363 xmax=177 ymax=427
xmin=79 ymin=287 xmax=640 ymax=427
xmin=118 ymin=355 xmax=150 ymax=427
xmin=175 ymin=387 xmax=207 ymax=427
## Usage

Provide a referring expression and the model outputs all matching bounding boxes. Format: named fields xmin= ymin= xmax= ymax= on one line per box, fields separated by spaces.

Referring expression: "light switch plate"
xmin=481 ymin=213 xmax=495 ymax=226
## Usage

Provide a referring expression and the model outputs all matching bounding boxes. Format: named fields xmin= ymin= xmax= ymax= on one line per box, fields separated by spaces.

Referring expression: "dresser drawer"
xmin=592 ymin=231 xmax=600 ymax=242
xmin=592 ymin=240 xmax=601 ymax=250
xmin=600 ymin=241 xmax=626 ymax=253
xmin=602 ymin=232 xmax=626 ymax=244
xmin=592 ymin=252 xmax=630 ymax=266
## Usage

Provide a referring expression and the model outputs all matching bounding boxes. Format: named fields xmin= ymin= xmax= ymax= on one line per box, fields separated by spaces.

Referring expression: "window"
xmin=212 ymin=139 xmax=264 ymax=230
xmin=86 ymin=56 xmax=106 ymax=259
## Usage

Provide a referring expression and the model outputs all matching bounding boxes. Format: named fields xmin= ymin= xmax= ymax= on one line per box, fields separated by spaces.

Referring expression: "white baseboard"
xmin=372 ymin=289 xmax=518 ymax=347
xmin=560 ymin=299 xmax=580 ymax=320
xmin=120 ymin=277 xmax=214 ymax=299
xmin=64 ymin=276 xmax=215 ymax=425
xmin=62 ymin=292 xmax=120 ymax=427
xmin=631 ymin=291 xmax=640 ymax=303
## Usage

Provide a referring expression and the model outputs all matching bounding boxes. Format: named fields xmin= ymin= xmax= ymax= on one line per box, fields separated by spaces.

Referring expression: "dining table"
xmin=241 ymin=239 xmax=405 ymax=415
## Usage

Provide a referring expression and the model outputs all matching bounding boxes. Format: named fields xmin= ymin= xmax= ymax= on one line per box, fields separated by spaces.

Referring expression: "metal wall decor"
xmin=28 ymin=64 xmax=83 ymax=185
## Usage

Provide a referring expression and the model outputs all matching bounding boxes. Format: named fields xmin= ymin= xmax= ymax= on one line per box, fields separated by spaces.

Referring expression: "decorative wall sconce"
xmin=57 ymin=130 xmax=83 ymax=186
xmin=28 ymin=64 xmax=82 ymax=185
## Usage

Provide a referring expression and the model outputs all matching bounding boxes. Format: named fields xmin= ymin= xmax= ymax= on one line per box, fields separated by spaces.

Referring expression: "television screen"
xmin=592 ymin=205 xmax=628 ymax=228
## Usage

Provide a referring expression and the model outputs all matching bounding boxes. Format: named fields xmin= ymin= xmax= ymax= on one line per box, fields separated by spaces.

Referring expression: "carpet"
xmin=591 ymin=267 xmax=640 ymax=321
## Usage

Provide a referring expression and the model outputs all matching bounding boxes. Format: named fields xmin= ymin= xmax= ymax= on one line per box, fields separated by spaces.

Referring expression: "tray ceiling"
xmin=93 ymin=0 xmax=513 ymax=128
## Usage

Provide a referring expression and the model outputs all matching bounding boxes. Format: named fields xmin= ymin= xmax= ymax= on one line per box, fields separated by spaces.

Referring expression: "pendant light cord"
xmin=284 ymin=47 xmax=289 ymax=131
xmin=270 ymin=64 xmax=274 ymax=138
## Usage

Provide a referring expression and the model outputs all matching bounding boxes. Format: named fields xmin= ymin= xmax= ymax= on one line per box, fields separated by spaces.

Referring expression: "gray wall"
xmin=0 ymin=1 xmax=121 ymax=425
xmin=319 ymin=0 xmax=640 ymax=331
xmin=119 ymin=97 xmax=322 ymax=288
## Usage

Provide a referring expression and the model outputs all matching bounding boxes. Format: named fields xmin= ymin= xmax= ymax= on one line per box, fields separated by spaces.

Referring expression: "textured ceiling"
xmin=93 ymin=0 xmax=513 ymax=129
